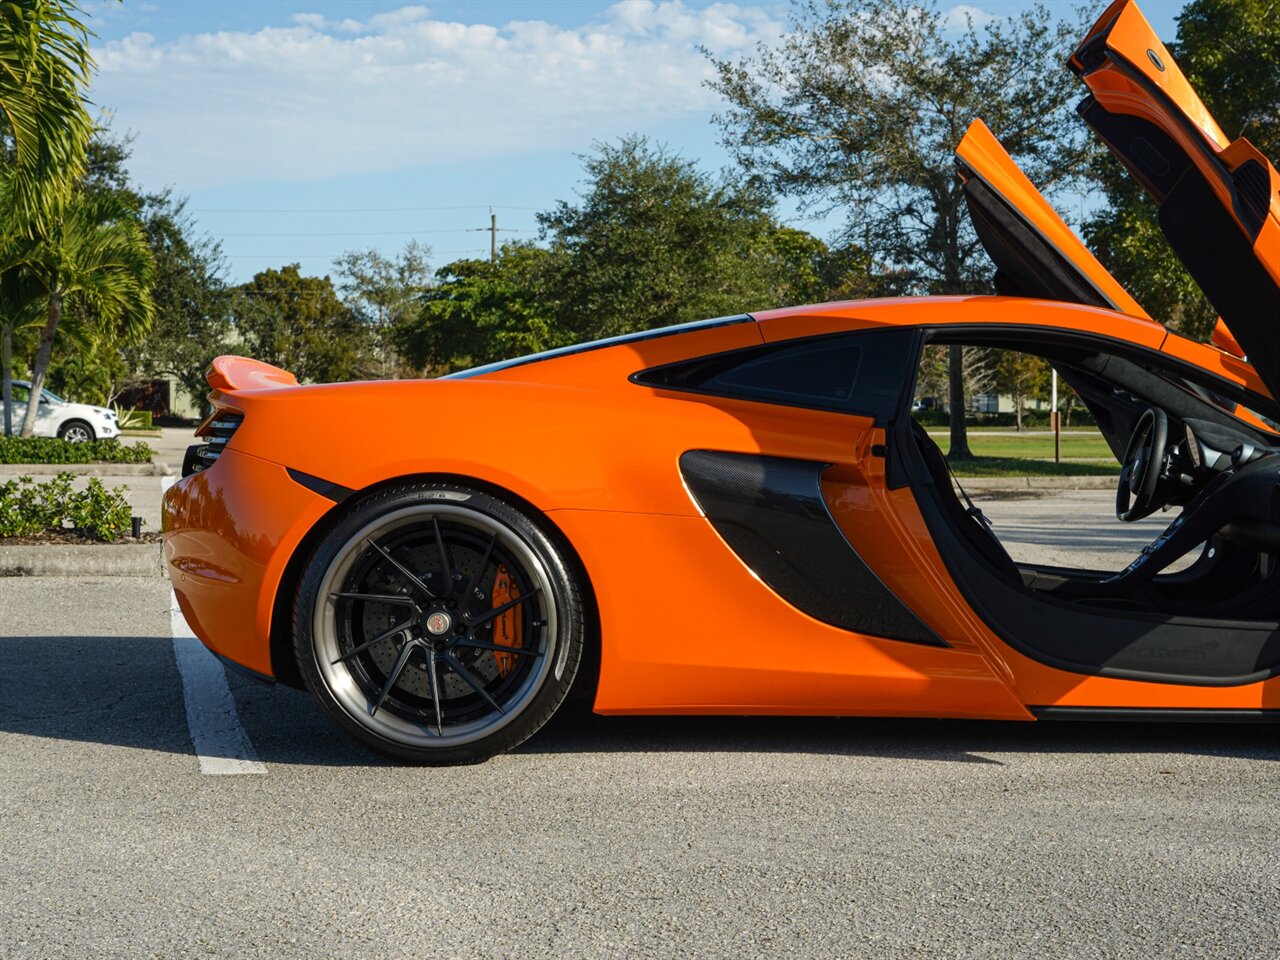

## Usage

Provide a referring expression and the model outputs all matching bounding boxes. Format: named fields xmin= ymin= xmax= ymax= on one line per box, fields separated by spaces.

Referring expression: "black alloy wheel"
xmin=294 ymin=481 xmax=584 ymax=765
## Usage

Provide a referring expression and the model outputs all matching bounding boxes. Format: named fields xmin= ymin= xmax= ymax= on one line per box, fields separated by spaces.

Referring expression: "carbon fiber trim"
xmin=286 ymin=467 xmax=354 ymax=503
xmin=679 ymin=450 xmax=946 ymax=647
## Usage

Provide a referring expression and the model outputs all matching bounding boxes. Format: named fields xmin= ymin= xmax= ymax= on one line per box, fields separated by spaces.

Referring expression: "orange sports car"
xmin=164 ymin=0 xmax=1280 ymax=764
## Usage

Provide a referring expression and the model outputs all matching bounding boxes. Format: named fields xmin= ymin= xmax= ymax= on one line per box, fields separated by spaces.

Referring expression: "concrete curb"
xmin=0 ymin=462 xmax=172 ymax=477
xmin=0 ymin=543 xmax=166 ymax=577
xmin=957 ymin=476 xmax=1116 ymax=493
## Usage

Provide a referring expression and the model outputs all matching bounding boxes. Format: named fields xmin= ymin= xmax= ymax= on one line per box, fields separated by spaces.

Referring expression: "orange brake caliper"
xmin=490 ymin=563 xmax=522 ymax=677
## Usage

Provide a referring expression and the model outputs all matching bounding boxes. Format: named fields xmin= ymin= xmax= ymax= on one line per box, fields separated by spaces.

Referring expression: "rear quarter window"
xmin=633 ymin=328 xmax=915 ymax=421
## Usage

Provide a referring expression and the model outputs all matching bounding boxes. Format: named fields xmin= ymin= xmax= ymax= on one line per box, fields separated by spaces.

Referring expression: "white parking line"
xmin=170 ymin=590 xmax=267 ymax=776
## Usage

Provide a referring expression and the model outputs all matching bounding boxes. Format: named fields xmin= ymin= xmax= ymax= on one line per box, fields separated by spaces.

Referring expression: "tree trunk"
xmin=1015 ymin=395 xmax=1023 ymax=432
xmin=21 ymin=294 xmax=61 ymax=438
xmin=947 ymin=343 xmax=973 ymax=460
xmin=2 ymin=326 xmax=12 ymax=437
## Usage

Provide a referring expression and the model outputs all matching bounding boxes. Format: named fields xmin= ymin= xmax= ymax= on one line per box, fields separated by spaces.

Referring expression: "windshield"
xmin=41 ymin=389 xmax=64 ymax=403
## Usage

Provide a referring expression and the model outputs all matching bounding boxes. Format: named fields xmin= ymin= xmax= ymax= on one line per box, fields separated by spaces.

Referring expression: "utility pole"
xmin=468 ymin=209 xmax=517 ymax=263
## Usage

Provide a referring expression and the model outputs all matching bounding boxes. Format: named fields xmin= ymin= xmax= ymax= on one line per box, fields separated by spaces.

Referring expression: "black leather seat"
xmin=911 ymin=423 xmax=1022 ymax=583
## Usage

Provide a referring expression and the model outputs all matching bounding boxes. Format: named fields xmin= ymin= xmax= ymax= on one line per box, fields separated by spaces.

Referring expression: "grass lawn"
xmin=948 ymin=456 xmax=1119 ymax=478
xmin=927 ymin=430 xmax=1115 ymax=460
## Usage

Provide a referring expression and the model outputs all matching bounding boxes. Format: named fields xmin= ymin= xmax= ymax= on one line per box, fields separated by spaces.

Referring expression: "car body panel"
xmin=1070 ymin=0 xmax=1280 ymax=395
xmin=164 ymin=447 xmax=337 ymax=676
xmin=164 ymin=295 xmax=1280 ymax=720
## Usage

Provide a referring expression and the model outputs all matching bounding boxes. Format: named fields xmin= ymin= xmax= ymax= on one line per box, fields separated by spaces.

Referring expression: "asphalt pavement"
xmin=2 ymin=568 xmax=1278 ymax=959
xmin=976 ymin=489 xmax=1193 ymax=572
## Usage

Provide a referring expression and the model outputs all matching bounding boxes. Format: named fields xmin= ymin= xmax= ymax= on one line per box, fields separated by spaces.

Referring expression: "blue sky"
xmin=85 ymin=0 xmax=1192 ymax=283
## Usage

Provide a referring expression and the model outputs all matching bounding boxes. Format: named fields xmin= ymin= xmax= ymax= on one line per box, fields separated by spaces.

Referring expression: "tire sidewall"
xmin=294 ymin=481 xmax=583 ymax=765
xmin=58 ymin=420 xmax=95 ymax=442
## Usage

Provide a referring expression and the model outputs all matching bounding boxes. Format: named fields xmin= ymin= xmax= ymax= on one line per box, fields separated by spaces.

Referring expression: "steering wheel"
xmin=1116 ymin=407 xmax=1169 ymax=522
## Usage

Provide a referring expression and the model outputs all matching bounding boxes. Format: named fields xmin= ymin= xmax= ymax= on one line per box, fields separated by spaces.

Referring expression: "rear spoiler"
xmin=206 ymin=355 xmax=298 ymax=394
xmin=183 ymin=358 xmax=298 ymax=478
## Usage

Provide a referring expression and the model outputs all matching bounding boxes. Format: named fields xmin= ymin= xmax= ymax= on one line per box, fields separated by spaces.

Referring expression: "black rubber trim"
xmin=214 ymin=651 xmax=276 ymax=687
xmin=286 ymin=467 xmax=355 ymax=503
xmin=443 ymin=314 xmax=754 ymax=379
xmin=1033 ymin=707 xmax=1280 ymax=723
xmin=680 ymin=449 xmax=946 ymax=647
xmin=925 ymin=324 xmax=1280 ymax=437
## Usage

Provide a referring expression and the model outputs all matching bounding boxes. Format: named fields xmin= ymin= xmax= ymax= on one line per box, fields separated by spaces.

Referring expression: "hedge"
xmin=0 ymin=473 xmax=133 ymax=541
xmin=0 ymin=437 xmax=153 ymax=464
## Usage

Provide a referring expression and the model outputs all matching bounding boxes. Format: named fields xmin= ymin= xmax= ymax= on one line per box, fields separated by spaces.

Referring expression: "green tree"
xmin=333 ymin=240 xmax=432 ymax=378
xmin=0 ymin=0 xmax=93 ymax=229
xmin=234 ymin=264 xmax=372 ymax=384
xmin=393 ymin=243 xmax=567 ymax=375
xmin=1175 ymin=0 xmax=1279 ymax=160
xmin=53 ymin=131 xmax=235 ymax=411
xmin=538 ymin=136 xmax=826 ymax=342
xmin=117 ymin=191 xmax=233 ymax=409
xmin=11 ymin=190 xmax=155 ymax=435
xmin=1084 ymin=0 xmax=1280 ymax=342
xmin=708 ymin=0 xmax=1088 ymax=459
xmin=0 ymin=261 xmax=41 ymax=434
xmin=994 ymin=350 xmax=1051 ymax=431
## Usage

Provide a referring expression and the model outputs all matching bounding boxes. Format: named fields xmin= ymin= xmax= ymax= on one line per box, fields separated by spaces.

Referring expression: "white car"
xmin=3 ymin=381 xmax=119 ymax=442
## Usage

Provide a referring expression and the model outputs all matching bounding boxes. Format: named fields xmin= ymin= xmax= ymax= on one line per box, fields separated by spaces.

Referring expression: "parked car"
xmin=164 ymin=0 xmax=1280 ymax=764
xmin=3 ymin=381 xmax=120 ymax=442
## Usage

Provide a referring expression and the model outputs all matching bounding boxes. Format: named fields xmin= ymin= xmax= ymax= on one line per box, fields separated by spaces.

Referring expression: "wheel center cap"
xmin=424 ymin=611 xmax=452 ymax=636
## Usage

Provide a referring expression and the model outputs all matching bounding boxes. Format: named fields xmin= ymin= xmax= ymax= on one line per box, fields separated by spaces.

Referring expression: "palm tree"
xmin=0 ymin=0 xmax=94 ymax=231
xmin=14 ymin=190 xmax=154 ymax=436
xmin=0 ymin=261 xmax=41 ymax=435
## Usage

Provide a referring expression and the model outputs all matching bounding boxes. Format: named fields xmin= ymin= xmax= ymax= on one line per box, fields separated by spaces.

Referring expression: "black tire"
xmin=57 ymin=419 xmax=95 ymax=442
xmin=293 ymin=480 xmax=583 ymax=765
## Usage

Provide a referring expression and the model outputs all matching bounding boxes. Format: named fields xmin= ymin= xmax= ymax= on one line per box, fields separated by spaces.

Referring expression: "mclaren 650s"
xmin=164 ymin=0 xmax=1280 ymax=764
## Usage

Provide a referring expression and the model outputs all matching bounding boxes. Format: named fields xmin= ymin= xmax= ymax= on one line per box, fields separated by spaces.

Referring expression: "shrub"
xmin=0 ymin=437 xmax=153 ymax=464
xmin=113 ymin=406 xmax=154 ymax=431
xmin=0 ymin=474 xmax=133 ymax=541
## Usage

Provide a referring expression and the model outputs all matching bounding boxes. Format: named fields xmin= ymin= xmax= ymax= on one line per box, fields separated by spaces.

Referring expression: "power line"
xmin=216 ymin=228 xmax=526 ymax=238
xmin=193 ymin=203 xmax=541 ymax=214
xmin=222 ymin=247 xmax=490 ymax=259
xmin=466 ymin=211 xmax=519 ymax=263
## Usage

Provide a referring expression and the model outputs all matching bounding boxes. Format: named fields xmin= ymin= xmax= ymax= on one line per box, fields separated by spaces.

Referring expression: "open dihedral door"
xmin=1070 ymin=0 xmax=1280 ymax=396
xmin=955 ymin=117 xmax=1157 ymax=321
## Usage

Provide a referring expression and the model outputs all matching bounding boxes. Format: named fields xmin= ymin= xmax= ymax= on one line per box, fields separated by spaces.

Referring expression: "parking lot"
xmin=2 ymin=497 xmax=1278 ymax=959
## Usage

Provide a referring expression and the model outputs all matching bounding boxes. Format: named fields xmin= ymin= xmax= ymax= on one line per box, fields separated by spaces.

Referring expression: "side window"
xmin=9 ymin=385 xmax=29 ymax=404
xmin=703 ymin=340 xmax=863 ymax=407
xmin=634 ymin=328 xmax=915 ymax=421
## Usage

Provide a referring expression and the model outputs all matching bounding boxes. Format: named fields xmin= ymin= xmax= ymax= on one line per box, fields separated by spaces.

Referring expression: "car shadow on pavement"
xmin=1 ymin=635 xmax=1276 ymax=768
xmin=0 ymin=635 xmax=398 ymax=768
xmin=521 ymin=698 xmax=1280 ymax=764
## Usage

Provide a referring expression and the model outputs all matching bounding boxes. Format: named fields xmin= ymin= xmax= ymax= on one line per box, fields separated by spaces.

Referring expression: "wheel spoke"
xmin=369 ymin=640 xmax=418 ymax=717
xmin=329 ymin=591 xmax=416 ymax=607
xmin=331 ymin=622 xmax=411 ymax=665
xmin=453 ymin=637 xmax=542 ymax=659
xmin=460 ymin=532 xmax=498 ymax=604
xmin=464 ymin=585 xmax=541 ymax=628
xmin=432 ymin=516 xmax=455 ymax=593
xmin=441 ymin=651 xmax=504 ymax=714
xmin=425 ymin=649 xmax=445 ymax=736
xmin=367 ymin=538 xmax=438 ymax=599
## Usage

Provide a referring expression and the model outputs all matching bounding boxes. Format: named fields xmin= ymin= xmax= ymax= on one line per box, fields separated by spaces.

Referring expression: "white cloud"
xmin=940 ymin=4 xmax=1003 ymax=33
xmin=92 ymin=1 xmax=782 ymax=191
